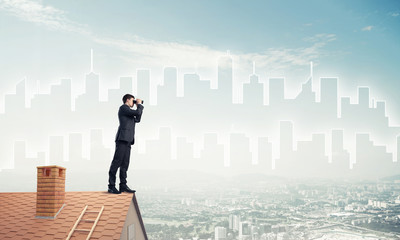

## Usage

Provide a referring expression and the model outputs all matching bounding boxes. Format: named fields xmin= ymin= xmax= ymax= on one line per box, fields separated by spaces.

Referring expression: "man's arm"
xmin=120 ymin=104 xmax=143 ymax=118
xmin=134 ymin=104 xmax=144 ymax=122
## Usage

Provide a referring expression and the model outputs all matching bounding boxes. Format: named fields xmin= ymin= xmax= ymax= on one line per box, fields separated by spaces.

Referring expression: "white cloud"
xmin=0 ymin=0 xmax=89 ymax=34
xmin=93 ymin=35 xmax=223 ymax=69
xmin=94 ymin=33 xmax=335 ymax=72
xmin=0 ymin=0 xmax=336 ymax=73
xmin=362 ymin=25 xmax=373 ymax=31
xmin=303 ymin=33 xmax=336 ymax=43
xmin=391 ymin=12 xmax=399 ymax=17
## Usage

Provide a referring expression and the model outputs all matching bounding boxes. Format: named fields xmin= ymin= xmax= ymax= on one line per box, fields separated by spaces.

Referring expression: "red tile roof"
xmin=0 ymin=191 xmax=145 ymax=240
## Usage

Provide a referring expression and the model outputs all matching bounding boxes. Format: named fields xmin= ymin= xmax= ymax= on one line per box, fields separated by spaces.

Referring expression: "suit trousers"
xmin=108 ymin=140 xmax=131 ymax=188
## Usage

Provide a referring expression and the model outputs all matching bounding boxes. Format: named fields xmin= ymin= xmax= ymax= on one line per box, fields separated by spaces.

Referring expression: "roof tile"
xmin=0 ymin=191 xmax=132 ymax=240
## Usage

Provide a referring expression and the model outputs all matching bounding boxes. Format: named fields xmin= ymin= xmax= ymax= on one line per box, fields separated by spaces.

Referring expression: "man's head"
xmin=122 ymin=94 xmax=135 ymax=107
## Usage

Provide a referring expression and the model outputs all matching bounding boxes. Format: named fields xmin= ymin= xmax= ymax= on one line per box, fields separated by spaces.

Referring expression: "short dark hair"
xmin=122 ymin=94 xmax=135 ymax=103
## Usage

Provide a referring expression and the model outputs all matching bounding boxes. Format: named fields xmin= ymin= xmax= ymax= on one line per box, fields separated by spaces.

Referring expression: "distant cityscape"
xmin=0 ymin=50 xmax=400 ymax=190
xmin=137 ymin=175 xmax=400 ymax=240
xmin=1 ymin=50 xmax=400 ymax=240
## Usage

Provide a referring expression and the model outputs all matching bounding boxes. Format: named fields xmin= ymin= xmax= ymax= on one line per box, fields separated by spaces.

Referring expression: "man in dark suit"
xmin=108 ymin=94 xmax=144 ymax=194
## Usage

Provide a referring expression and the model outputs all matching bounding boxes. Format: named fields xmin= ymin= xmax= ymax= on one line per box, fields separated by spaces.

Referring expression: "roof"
xmin=0 ymin=191 xmax=147 ymax=240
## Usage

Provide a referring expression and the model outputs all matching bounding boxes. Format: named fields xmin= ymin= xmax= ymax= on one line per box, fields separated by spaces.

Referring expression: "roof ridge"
xmin=131 ymin=193 xmax=148 ymax=240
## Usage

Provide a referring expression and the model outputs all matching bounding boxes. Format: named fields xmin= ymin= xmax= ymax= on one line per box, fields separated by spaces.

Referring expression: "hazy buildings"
xmin=215 ymin=226 xmax=227 ymax=240
xmin=1 ymin=52 xmax=399 ymax=182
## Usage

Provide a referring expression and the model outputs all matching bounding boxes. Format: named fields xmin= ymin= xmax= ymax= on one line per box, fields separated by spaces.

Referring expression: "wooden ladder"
xmin=66 ymin=205 xmax=105 ymax=240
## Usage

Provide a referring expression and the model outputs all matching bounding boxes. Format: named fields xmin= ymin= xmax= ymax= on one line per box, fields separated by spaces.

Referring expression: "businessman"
xmin=108 ymin=94 xmax=144 ymax=194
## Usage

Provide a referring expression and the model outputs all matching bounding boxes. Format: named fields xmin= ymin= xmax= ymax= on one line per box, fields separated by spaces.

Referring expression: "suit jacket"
xmin=115 ymin=104 xmax=144 ymax=145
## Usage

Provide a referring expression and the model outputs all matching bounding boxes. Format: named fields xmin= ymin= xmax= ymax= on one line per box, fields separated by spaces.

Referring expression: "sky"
xmin=0 ymin=0 xmax=399 ymax=122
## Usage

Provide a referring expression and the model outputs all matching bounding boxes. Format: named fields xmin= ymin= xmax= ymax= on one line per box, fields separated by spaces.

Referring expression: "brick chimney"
xmin=36 ymin=165 xmax=66 ymax=218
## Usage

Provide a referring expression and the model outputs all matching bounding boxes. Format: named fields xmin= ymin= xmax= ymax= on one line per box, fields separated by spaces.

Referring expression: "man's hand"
xmin=135 ymin=98 xmax=142 ymax=105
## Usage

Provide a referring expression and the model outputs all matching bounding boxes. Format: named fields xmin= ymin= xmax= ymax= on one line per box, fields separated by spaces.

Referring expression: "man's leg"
xmin=108 ymin=141 xmax=129 ymax=188
xmin=119 ymin=143 xmax=136 ymax=193
xmin=119 ymin=143 xmax=131 ymax=187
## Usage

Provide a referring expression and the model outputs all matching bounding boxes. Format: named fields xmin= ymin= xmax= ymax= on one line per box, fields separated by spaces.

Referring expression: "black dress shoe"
xmin=108 ymin=186 xmax=121 ymax=194
xmin=120 ymin=185 xmax=136 ymax=193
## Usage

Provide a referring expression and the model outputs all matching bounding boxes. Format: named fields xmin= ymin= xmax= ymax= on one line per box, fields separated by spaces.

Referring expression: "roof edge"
xmin=131 ymin=193 xmax=148 ymax=240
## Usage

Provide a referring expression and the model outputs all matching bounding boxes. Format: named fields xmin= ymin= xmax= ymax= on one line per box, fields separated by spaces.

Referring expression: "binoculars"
xmin=133 ymin=99 xmax=144 ymax=104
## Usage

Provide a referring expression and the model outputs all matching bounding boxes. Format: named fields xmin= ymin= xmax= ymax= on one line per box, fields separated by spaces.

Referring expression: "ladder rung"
xmin=66 ymin=205 xmax=88 ymax=240
xmin=66 ymin=205 xmax=105 ymax=240
xmin=86 ymin=206 xmax=105 ymax=240
xmin=81 ymin=219 xmax=95 ymax=222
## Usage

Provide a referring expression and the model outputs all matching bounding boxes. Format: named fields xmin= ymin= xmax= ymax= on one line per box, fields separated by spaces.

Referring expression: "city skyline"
xmin=0 ymin=49 xmax=399 ymax=182
xmin=0 ymin=1 xmax=399 ymax=184
xmin=1 ymin=1 xmax=400 ymax=121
